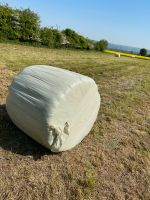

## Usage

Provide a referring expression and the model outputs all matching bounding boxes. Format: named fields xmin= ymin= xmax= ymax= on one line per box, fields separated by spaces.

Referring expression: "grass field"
xmin=0 ymin=43 xmax=150 ymax=200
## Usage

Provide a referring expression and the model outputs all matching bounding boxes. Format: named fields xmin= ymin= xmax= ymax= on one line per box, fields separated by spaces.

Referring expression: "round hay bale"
xmin=115 ymin=53 xmax=120 ymax=57
xmin=6 ymin=65 xmax=100 ymax=152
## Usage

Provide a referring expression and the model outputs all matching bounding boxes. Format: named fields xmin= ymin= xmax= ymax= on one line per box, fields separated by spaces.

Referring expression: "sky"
xmin=0 ymin=0 xmax=150 ymax=49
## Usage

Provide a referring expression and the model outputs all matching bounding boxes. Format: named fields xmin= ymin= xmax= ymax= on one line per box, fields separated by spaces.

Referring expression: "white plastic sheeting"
xmin=6 ymin=65 xmax=100 ymax=152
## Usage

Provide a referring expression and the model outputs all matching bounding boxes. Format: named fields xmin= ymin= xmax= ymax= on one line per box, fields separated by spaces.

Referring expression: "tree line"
xmin=0 ymin=4 xmax=108 ymax=51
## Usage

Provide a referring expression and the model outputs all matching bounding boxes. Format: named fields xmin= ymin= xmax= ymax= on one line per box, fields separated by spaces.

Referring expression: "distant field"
xmin=105 ymin=49 xmax=150 ymax=60
xmin=0 ymin=43 xmax=150 ymax=200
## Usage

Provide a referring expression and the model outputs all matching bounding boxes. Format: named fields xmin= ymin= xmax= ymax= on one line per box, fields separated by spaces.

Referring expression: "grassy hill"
xmin=0 ymin=43 xmax=150 ymax=200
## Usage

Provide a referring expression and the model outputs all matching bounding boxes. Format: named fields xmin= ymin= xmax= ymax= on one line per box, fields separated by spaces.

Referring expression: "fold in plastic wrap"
xmin=6 ymin=65 xmax=100 ymax=152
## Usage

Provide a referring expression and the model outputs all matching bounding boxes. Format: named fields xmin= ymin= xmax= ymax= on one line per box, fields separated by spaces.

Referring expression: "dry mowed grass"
xmin=0 ymin=43 xmax=150 ymax=200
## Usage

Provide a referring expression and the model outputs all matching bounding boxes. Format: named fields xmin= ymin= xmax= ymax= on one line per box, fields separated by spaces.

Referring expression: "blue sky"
xmin=1 ymin=0 xmax=150 ymax=49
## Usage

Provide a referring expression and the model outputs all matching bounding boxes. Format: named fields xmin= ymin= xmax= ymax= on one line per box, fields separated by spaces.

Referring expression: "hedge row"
xmin=0 ymin=4 xmax=108 ymax=50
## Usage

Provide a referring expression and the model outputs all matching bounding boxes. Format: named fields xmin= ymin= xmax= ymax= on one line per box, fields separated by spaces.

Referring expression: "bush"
xmin=94 ymin=39 xmax=108 ymax=51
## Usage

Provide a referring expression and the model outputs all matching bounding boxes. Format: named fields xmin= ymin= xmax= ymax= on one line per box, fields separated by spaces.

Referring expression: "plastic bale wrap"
xmin=6 ymin=65 xmax=100 ymax=152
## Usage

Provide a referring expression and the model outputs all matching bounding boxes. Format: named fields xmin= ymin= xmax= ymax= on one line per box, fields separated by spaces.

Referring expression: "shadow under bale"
xmin=0 ymin=104 xmax=54 ymax=160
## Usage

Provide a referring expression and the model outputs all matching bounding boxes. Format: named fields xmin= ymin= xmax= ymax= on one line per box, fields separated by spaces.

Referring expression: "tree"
xmin=0 ymin=4 xmax=14 ymax=40
xmin=140 ymin=48 xmax=147 ymax=56
xmin=40 ymin=27 xmax=54 ymax=47
xmin=51 ymin=29 xmax=63 ymax=47
xmin=40 ymin=27 xmax=63 ymax=48
xmin=62 ymin=28 xmax=89 ymax=49
xmin=19 ymin=8 xmax=40 ymax=42
xmin=0 ymin=5 xmax=41 ymax=42
xmin=94 ymin=39 xmax=108 ymax=51
xmin=9 ymin=11 xmax=20 ymax=40
xmin=78 ymin=35 xmax=89 ymax=49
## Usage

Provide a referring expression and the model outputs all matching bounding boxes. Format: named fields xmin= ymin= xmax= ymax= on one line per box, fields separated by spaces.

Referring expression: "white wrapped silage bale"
xmin=6 ymin=65 xmax=100 ymax=152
